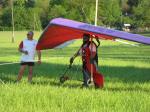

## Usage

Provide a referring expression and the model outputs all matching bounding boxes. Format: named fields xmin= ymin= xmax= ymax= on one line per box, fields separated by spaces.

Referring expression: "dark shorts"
xmin=20 ymin=62 xmax=35 ymax=66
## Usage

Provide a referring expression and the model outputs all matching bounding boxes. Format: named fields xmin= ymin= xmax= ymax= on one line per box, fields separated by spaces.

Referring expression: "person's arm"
xmin=70 ymin=47 xmax=81 ymax=66
xmin=72 ymin=48 xmax=80 ymax=58
xmin=95 ymin=36 xmax=100 ymax=47
xmin=18 ymin=41 xmax=28 ymax=54
xmin=37 ymin=50 xmax=41 ymax=64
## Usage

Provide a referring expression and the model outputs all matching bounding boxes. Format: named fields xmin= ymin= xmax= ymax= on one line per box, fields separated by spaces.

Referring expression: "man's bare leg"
xmin=17 ymin=65 xmax=26 ymax=82
xmin=28 ymin=66 xmax=33 ymax=83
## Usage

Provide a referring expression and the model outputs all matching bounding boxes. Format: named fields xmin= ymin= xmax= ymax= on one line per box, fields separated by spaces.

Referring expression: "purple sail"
xmin=51 ymin=18 xmax=150 ymax=45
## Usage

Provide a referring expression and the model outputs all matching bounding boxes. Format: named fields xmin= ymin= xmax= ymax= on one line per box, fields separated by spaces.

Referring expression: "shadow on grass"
xmin=32 ymin=80 xmax=82 ymax=89
xmin=100 ymin=65 xmax=150 ymax=83
xmin=0 ymin=62 xmax=150 ymax=83
xmin=30 ymin=80 xmax=150 ymax=93
xmin=0 ymin=62 xmax=150 ymax=93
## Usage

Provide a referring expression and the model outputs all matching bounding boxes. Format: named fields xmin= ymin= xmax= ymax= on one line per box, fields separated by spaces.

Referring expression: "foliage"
xmin=132 ymin=0 xmax=150 ymax=27
xmin=0 ymin=0 xmax=150 ymax=30
xmin=48 ymin=4 xmax=67 ymax=19
xmin=127 ymin=0 xmax=139 ymax=7
xmin=0 ymin=8 xmax=12 ymax=30
xmin=100 ymin=0 xmax=121 ymax=27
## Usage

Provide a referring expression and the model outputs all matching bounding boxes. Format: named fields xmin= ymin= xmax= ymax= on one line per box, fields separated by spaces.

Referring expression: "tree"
xmin=14 ymin=0 xmax=42 ymax=30
xmin=59 ymin=0 xmax=97 ymax=24
xmin=0 ymin=0 xmax=149 ymax=31
xmin=0 ymin=8 xmax=12 ymax=30
xmin=127 ymin=0 xmax=139 ymax=14
xmin=127 ymin=0 xmax=139 ymax=7
xmin=132 ymin=0 xmax=150 ymax=27
xmin=48 ymin=4 xmax=67 ymax=20
xmin=100 ymin=0 xmax=121 ymax=27
xmin=35 ymin=0 xmax=50 ymax=28
xmin=25 ymin=0 xmax=35 ymax=8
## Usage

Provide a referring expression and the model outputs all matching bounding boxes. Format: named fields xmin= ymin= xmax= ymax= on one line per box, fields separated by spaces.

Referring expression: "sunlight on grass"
xmin=0 ymin=31 xmax=150 ymax=112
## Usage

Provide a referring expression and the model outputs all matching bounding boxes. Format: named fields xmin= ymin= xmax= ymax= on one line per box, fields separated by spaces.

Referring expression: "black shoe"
xmin=81 ymin=83 xmax=89 ymax=88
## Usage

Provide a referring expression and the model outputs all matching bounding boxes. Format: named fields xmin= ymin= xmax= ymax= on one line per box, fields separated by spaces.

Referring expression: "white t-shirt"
xmin=20 ymin=39 xmax=37 ymax=62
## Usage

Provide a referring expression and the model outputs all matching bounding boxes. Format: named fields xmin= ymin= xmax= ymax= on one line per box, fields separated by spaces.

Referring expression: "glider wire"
xmin=0 ymin=59 xmax=50 ymax=66
xmin=0 ymin=78 xmax=5 ymax=85
xmin=0 ymin=78 xmax=11 ymax=89
xmin=115 ymin=39 xmax=139 ymax=47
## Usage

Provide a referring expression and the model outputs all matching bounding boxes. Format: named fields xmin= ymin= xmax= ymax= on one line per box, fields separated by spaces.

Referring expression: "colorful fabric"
xmin=82 ymin=42 xmax=104 ymax=88
xmin=37 ymin=18 xmax=150 ymax=50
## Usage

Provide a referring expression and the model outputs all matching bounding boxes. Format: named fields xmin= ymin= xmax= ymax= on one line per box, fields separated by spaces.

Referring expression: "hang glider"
xmin=36 ymin=18 xmax=150 ymax=50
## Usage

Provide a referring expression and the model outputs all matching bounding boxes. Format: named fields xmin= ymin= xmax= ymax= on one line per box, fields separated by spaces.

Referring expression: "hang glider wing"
xmin=36 ymin=18 xmax=150 ymax=50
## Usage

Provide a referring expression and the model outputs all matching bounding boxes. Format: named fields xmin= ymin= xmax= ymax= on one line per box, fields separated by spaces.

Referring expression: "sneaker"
xmin=81 ymin=83 xmax=89 ymax=88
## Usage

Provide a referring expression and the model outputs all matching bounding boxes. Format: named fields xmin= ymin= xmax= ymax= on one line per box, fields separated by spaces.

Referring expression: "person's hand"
xmin=95 ymin=36 xmax=100 ymax=47
xmin=37 ymin=60 xmax=41 ymax=65
xmin=23 ymin=50 xmax=28 ymax=55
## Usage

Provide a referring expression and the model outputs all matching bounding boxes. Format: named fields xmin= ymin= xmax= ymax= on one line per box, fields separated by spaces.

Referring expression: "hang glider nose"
xmin=37 ymin=18 xmax=150 ymax=50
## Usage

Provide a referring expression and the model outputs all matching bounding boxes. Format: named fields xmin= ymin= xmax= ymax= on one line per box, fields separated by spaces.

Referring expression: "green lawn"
xmin=0 ymin=31 xmax=150 ymax=112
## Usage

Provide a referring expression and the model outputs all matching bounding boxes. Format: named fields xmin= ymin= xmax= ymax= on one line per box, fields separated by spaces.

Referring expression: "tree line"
xmin=0 ymin=0 xmax=150 ymax=31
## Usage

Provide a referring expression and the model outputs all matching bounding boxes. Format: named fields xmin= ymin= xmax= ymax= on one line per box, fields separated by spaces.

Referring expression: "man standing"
xmin=70 ymin=33 xmax=104 ymax=88
xmin=17 ymin=31 xmax=41 ymax=83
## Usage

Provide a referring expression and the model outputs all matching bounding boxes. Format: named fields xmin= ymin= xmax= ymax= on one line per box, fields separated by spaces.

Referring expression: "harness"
xmin=87 ymin=41 xmax=99 ymax=65
xmin=82 ymin=41 xmax=99 ymax=69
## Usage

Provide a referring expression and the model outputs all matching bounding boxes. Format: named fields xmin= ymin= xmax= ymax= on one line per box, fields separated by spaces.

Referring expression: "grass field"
xmin=0 ymin=31 xmax=150 ymax=112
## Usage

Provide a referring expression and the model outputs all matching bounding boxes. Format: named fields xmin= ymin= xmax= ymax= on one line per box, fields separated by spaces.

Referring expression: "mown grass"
xmin=0 ymin=31 xmax=150 ymax=112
